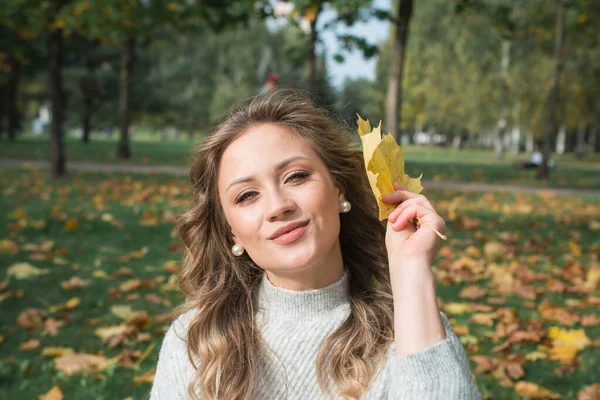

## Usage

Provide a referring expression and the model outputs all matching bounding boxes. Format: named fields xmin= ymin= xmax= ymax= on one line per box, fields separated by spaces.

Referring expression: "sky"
xmin=319 ymin=0 xmax=391 ymax=89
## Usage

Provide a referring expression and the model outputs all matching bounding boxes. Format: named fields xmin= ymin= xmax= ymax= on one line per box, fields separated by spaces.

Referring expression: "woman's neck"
xmin=264 ymin=245 xmax=345 ymax=291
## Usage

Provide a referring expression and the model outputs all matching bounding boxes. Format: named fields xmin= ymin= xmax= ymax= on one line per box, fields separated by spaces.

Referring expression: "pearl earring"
xmin=232 ymin=244 xmax=244 ymax=257
xmin=341 ymin=200 xmax=352 ymax=213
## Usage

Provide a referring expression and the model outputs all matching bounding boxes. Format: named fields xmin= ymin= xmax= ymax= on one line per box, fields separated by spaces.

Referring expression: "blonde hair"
xmin=175 ymin=89 xmax=394 ymax=399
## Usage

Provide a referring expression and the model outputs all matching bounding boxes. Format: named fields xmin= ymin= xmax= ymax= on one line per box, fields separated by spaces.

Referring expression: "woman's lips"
xmin=271 ymin=222 xmax=309 ymax=245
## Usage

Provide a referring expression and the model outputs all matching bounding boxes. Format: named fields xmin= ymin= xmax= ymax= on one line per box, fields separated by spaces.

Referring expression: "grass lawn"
xmin=0 ymin=167 xmax=599 ymax=399
xmin=1 ymin=133 xmax=599 ymax=190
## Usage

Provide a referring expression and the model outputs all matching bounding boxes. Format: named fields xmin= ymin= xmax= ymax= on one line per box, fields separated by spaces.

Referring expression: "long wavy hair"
xmin=175 ymin=89 xmax=394 ymax=399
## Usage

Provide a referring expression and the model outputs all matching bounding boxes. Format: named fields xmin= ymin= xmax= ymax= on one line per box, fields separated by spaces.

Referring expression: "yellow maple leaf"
xmin=546 ymin=326 xmax=591 ymax=365
xmin=42 ymin=347 xmax=75 ymax=357
xmin=357 ymin=114 xmax=423 ymax=220
xmin=49 ymin=297 xmax=80 ymax=313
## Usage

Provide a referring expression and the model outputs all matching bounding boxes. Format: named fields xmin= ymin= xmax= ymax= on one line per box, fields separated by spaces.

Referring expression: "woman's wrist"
xmin=388 ymin=256 xmax=435 ymax=284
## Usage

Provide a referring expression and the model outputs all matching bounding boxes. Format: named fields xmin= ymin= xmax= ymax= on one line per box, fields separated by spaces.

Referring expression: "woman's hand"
xmin=383 ymin=184 xmax=448 ymax=355
xmin=382 ymin=183 xmax=446 ymax=268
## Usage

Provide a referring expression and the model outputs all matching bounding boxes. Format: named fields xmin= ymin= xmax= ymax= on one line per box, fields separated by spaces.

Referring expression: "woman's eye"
xmin=235 ymin=191 xmax=257 ymax=204
xmin=286 ymin=171 xmax=310 ymax=183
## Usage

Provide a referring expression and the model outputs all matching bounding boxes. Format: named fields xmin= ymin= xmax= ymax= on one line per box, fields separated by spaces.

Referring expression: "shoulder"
xmin=162 ymin=308 xmax=198 ymax=349
xmin=150 ymin=308 xmax=199 ymax=399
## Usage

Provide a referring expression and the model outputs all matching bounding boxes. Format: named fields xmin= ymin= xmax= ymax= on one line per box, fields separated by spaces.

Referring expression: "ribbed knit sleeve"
xmin=150 ymin=315 xmax=196 ymax=400
xmin=386 ymin=312 xmax=481 ymax=400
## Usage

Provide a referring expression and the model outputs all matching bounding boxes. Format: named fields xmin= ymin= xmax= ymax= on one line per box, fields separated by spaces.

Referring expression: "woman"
xmin=150 ymin=89 xmax=480 ymax=400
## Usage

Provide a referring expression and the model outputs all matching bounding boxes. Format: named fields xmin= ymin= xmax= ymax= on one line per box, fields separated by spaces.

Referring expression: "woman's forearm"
xmin=390 ymin=259 xmax=446 ymax=356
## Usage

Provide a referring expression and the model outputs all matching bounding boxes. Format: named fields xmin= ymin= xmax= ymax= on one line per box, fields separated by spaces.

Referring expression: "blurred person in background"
xmin=259 ymin=72 xmax=279 ymax=95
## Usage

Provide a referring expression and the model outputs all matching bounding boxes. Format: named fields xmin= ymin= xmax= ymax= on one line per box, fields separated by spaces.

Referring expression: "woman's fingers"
xmin=388 ymin=196 xmax=437 ymax=223
xmin=391 ymin=204 xmax=424 ymax=232
xmin=391 ymin=204 xmax=442 ymax=233
xmin=381 ymin=184 xmax=421 ymax=205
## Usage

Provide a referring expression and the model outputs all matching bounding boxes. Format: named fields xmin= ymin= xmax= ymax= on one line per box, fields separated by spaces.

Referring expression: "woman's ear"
xmin=336 ymin=185 xmax=346 ymax=203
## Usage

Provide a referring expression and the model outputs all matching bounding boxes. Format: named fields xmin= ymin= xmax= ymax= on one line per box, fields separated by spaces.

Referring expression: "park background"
xmin=0 ymin=0 xmax=599 ymax=399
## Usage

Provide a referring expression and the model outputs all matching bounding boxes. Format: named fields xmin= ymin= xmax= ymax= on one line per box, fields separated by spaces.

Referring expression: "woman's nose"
xmin=266 ymin=189 xmax=296 ymax=221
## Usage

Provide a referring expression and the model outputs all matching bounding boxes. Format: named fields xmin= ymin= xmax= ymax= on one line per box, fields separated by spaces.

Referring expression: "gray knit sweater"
xmin=150 ymin=271 xmax=481 ymax=399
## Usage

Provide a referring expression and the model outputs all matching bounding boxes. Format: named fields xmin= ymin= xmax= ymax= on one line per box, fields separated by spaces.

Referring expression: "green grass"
xmin=0 ymin=167 xmax=599 ymax=399
xmin=2 ymin=133 xmax=599 ymax=189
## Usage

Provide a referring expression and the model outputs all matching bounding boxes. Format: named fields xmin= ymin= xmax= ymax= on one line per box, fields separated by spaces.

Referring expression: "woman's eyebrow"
xmin=226 ymin=156 xmax=311 ymax=193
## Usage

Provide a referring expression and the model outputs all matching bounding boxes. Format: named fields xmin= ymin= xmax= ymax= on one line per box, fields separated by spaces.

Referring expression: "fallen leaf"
xmin=17 ymin=308 xmax=48 ymax=330
xmin=133 ymin=368 xmax=155 ymax=384
xmin=49 ymin=297 xmax=80 ymax=313
xmin=54 ymin=353 xmax=113 ymax=375
xmin=547 ymin=327 xmax=591 ymax=365
xmin=514 ymin=381 xmax=560 ymax=399
xmin=444 ymin=302 xmax=472 ymax=315
xmin=42 ymin=347 xmax=75 ymax=357
xmin=459 ymin=285 xmax=487 ymax=300
xmin=42 ymin=319 xmax=65 ymax=336
xmin=119 ymin=279 xmax=142 ymax=292
xmin=60 ymin=276 xmax=91 ymax=290
xmin=64 ymin=218 xmax=79 ymax=231
xmin=7 ymin=263 xmax=50 ymax=279
xmin=111 ymin=305 xmax=137 ymax=320
xmin=20 ymin=339 xmax=41 ymax=351
xmin=569 ymin=241 xmax=582 ymax=257
xmin=470 ymin=313 xmax=495 ymax=326
xmin=0 ymin=239 xmax=19 ymax=254
xmin=38 ymin=386 xmax=63 ymax=400
xmin=578 ymin=384 xmax=600 ymax=400
xmin=484 ymin=241 xmax=506 ymax=258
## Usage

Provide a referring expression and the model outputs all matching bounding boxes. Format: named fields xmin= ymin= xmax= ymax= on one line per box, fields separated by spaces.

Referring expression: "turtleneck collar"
xmin=256 ymin=270 xmax=350 ymax=321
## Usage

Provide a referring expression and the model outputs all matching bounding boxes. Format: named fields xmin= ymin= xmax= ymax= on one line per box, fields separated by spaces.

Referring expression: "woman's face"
xmin=217 ymin=123 xmax=345 ymax=279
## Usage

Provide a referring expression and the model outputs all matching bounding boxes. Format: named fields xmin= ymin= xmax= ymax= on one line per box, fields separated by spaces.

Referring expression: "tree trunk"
xmin=555 ymin=124 xmax=566 ymax=154
xmin=49 ymin=0 xmax=66 ymax=177
xmin=385 ymin=0 xmax=413 ymax=143
xmin=495 ymin=39 xmax=511 ymax=160
xmin=537 ymin=0 xmax=566 ymax=180
xmin=81 ymin=51 xmax=95 ymax=144
xmin=7 ymin=58 xmax=20 ymax=141
xmin=305 ymin=2 xmax=323 ymax=94
xmin=526 ymin=131 xmax=534 ymax=153
xmin=118 ymin=38 xmax=135 ymax=159
xmin=0 ymin=83 xmax=5 ymax=140
xmin=589 ymin=127 xmax=598 ymax=154
xmin=574 ymin=122 xmax=586 ymax=159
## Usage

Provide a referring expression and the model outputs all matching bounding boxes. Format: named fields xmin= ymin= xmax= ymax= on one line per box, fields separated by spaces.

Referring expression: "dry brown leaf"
xmin=578 ymin=384 xmax=600 ymax=400
xmin=42 ymin=319 xmax=65 ymax=337
xmin=7 ymin=262 xmax=50 ymax=279
xmin=581 ymin=314 xmax=599 ymax=327
xmin=38 ymin=386 xmax=63 ymax=400
xmin=539 ymin=302 xmax=580 ymax=326
xmin=134 ymin=368 xmax=155 ymax=384
xmin=459 ymin=285 xmax=487 ymax=300
xmin=95 ymin=324 xmax=134 ymax=342
xmin=20 ymin=339 xmax=41 ymax=351
xmin=54 ymin=353 xmax=113 ymax=375
xmin=17 ymin=308 xmax=47 ymax=330
xmin=60 ymin=276 xmax=91 ymax=291
xmin=119 ymin=279 xmax=142 ymax=292
xmin=515 ymin=381 xmax=561 ymax=399
xmin=470 ymin=313 xmax=495 ymax=327
xmin=64 ymin=218 xmax=79 ymax=231
xmin=484 ymin=241 xmax=506 ymax=258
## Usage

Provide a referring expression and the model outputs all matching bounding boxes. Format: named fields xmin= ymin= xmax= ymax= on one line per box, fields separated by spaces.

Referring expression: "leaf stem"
xmin=416 ymin=218 xmax=447 ymax=240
